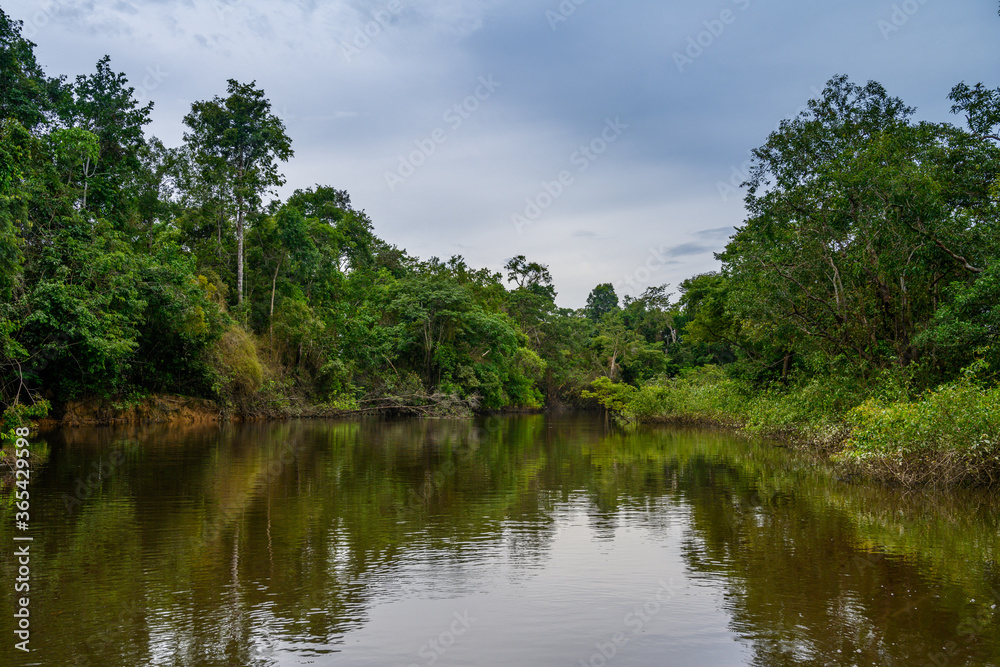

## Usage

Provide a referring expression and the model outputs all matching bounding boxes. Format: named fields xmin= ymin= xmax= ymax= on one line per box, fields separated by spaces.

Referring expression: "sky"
xmin=5 ymin=0 xmax=1000 ymax=307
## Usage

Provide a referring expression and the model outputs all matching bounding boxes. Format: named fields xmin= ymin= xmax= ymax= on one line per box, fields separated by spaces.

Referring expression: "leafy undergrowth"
xmin=586 ymin=366 xmax=1000 ymax=489
xmin=839 ymin=379 xmax=1000 ymax=487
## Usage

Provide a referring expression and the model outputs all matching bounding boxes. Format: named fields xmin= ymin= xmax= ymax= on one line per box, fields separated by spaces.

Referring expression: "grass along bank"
xmin=584 ymin=366 xmax=1000 ymax=488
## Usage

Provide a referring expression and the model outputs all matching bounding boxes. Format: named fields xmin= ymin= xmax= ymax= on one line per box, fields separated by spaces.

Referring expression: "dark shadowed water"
xmin=2 ymin=415 xmax=999 ymax=666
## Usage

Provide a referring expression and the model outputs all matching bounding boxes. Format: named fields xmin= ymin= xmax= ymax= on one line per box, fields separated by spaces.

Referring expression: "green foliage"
xmin=130 ymin=260 xmax=229 ymax=395
xmin=581 ymin=375 xmax=637 ymax=412
xmin=67 ymin=56 xmax=154 ymax=227
xmin=0 ymin=118 xmax=32 ymax=298
xmin=375 ymin=259 xmax=542 ymax=410
xmin=919 ymin=264 xmax=1000 ymax=383
xmin=1 ymin=400 xmax=49 ymax=445
xmin=585 ymin=282 xmax=619 ymax=322
xmin=840 ymin=371 xmax=1000 ymax=484
xmin=21 ymin=221 xmax=146 ymax=398
xmin=949 ymin=81 xmax=1000 ymax=140
xmin=590 ymin=312 xmax=645 ymax=382
xmin=504 ymin=254 xmax=556 ymax=301
xmin=676 ymin=273 xmax=742 ymax=367
xmin=49 ymin=127 xmax=100 ymax=185
xmin=620 ymin=366 xmax=749 ymax=424
xmin=844 ymin=385 xmax=993 ymax=458
xmin=590 ymin=362 xmax=912 ymax=434
xmin=0 ymin=9 xmax=64 ymax=129
xmin=722 ymin=75 xmax=1000 ymax=374
xmin=206 ymin=325 xmax=265 ymax=408
xmin=183 ymin=78 xmax=293 ymax=304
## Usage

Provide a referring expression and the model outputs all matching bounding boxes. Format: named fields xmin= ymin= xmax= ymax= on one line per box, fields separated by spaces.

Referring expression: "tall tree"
xmin=591 ymin=313 xmax=644 ymax=382
xmin=623 ymin=284 xmax=676 ymax=344
xmin=182 ymin=79 xmax=292 ymax=304
xmin=504 ymin=255 xmax=555 ymax=297
xmin=67 ymin=56 xmax=153 ymax=225
xmin=0 ymin=9 xmax=64 ymax=130
xmin=585 ymin=283 xmax=619 ymax=322
xmin=283 ymin=185 xmax=376 ymax=273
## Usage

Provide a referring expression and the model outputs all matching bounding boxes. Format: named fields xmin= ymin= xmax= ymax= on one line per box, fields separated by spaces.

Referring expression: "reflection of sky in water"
xmin=319 ymin=498 xmax=743 ymax=667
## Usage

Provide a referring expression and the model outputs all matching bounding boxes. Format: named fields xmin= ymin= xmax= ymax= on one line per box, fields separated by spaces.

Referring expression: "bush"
xmin=206 ymin=325 xmax=265 ymax=410
xmin=1 ymin=401 xmax=50 ymax=444
xmin=839 ymin=378 xmax=1000 ymax=485
xmin=585 ymin=366 xmax=749 ymax=424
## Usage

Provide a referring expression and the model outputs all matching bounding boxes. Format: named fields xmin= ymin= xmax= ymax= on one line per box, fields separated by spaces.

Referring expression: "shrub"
xmin=839 ymin=378 xmax=1000 ymax=485
xmin=206 ymin=325 xmax=265 ymax=410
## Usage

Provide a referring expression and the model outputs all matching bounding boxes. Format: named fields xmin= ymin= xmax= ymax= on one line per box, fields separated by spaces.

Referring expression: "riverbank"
xmin=17 ymin=368 xmax=999 ymax=490
xmin=49 ymin=395 xmax=224 ymax=427
xmin=584 ymin=367 xmax=1000 ymax=489
xmin=27 ymin=390 xmax=547 ymax=429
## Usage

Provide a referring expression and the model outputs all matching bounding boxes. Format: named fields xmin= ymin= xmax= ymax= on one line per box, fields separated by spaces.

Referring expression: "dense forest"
xmin=1 ymin=7 xmax=999 ymax=483
xmin=0 ymin=7 xmax=683 ymax=422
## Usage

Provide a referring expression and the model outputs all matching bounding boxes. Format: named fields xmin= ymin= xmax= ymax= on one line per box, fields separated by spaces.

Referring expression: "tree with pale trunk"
xmin=182 ymin=80 xmax=292 ymax=305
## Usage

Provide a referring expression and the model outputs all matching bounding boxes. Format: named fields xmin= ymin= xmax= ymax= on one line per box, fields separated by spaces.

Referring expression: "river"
xmin=2 ymin=415 xmax=999 ymax=666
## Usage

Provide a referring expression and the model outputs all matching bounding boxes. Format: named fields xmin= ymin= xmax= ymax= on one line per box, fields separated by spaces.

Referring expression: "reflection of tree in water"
xmin=586 ymin=506 xmax=619 ymax=543
xmin=8 ymin=417 xmax=1000 ymax=665
xmin=673 ymin=455 xmax=1000 ymax=666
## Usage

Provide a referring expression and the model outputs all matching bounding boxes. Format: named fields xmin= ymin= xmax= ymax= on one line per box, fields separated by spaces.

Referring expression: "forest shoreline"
xmin=3 ymin=12 xmax=999 ymax=497
xmin=588 ymin=368 xmax=1000 ymax=491
xmin=32 ymin=392 xmax=551 ymax=428
xmin=24 ymin=388 xmax=1000 ymax=492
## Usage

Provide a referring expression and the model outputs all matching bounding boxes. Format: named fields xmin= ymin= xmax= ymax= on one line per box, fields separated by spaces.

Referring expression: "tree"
xmin=0 ymin=9 xmax=64 ymax=130
xmin=585 ymin=283 xmax=619 ymax=322
xmin=677 ymin=273 xmax=741 ymax=367
xmin=623 ymin=284 xmax=676 ymax=344
xmin=591 ymin=313 xmax=645 ymax=382
xmin=949 ymin=82 xmax=1000 ymax=143
xmin=66 ymin=56 xmax=153 ymax=225
xmin=183 ymin=80 xmax=293 ymax=304
xmin=503 ymin=255 xmax=557 ymax=349
xmin=721 ymin=76 xmax=1000 ymax=373
xmin=0 ymin=118 xmax=32 ymax=299
xmin=283 ymin=185 xmax=376 ymax=273
xmin=504 ymin=255 xmax=555 ymax=298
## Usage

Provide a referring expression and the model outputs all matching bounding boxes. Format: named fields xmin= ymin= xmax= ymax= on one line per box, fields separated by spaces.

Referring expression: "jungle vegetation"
xmin=1 ymin=7 xmax=999 ymax=484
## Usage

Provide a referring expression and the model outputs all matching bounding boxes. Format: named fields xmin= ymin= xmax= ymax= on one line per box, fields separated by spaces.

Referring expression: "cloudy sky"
xmin=7 ymin=0 xmax=999 ymax=306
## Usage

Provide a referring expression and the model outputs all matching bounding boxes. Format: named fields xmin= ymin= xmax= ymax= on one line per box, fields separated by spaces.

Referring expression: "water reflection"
xmin=1 ymin=416 xmax=998 ymax=666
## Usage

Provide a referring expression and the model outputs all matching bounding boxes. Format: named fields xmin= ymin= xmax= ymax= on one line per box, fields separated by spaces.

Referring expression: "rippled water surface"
xmin=2 ymin=415 xmax=999 ymax=666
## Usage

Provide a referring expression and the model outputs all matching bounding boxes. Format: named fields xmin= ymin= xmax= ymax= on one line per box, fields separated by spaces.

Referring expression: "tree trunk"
xmin=236 ymin=205 xmax=244 ymax=304
xmin=82 ymin=156 xmax=89 ymax=210
xmin=269 ymin=256 xmax=282 ymax=340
